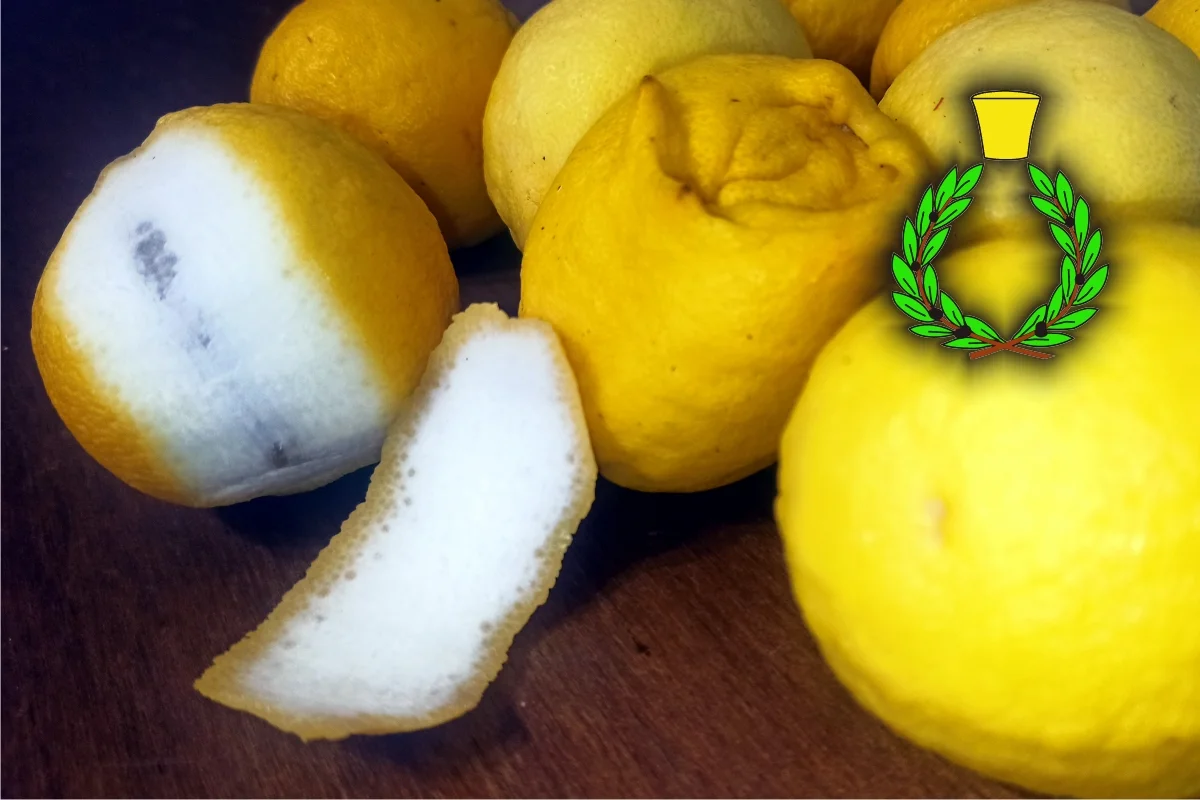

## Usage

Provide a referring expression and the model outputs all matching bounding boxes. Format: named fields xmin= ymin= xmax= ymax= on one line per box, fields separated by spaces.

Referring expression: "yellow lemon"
xmin=482 ymin=0 xmax=810 ymax=250
xmin=781 ymin=0 xmax=902 ymax=84
xmin=31 ymin=104 xmax=458 ymax=507
xmin=869 ymin=0 xmax=1130 ymax=99
xmin=251 ymin=0 xmax=515 ymax=248
xmin=1146 ymin=0 xmax=1200 ymax=57
xmin=879 ymin=0 xmax=1200 ymax=244
xmin=775 ymin=223 xmax=1200 ymax=798
xmin=520 ymin=55 xmax=928 ymax=493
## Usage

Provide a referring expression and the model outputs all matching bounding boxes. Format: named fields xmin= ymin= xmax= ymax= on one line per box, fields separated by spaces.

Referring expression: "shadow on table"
xmin=214 ymin=464 xmax=376 ymax=550
xmin=545 ymin=467 xmax=778 ymax=625
xmin=352 ymin=466 xmax=779 ymax=771
xmin=451 ymin=231 xmax=522 ymax=277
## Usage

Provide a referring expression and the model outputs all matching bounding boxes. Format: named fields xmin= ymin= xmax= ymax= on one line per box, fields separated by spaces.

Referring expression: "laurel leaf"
xmin=1061 ymin=256 xmax=1077 ymax=298
xmin=1048 ymin=285 xmax=1066 ymax=320
xmin=892 ymin=254 xmax=919 ymax=296
xmin=964 ymin=316 xmax=1001 ymax=342
xmin=1055 ymin=171 xmax=1074 ymax=214
xmin=903 ymin=219 xmax=918 ymax=263
xmin=922 ymin=228 xmax=950 ymax=265
xmin=894 ymin=164 xmax=1103 ymax=356
xmin=1049 ymin=308 xmax=1096 ymax=330
xmin=954 ymin=164 xmax=984 ymax=197
xmin=1082 ymin=229 xmax=1103 ymax=272
xmin=917 ymin=188 xmax=934 ymax=235
xmin=1016 ymin=305 xmax=1048 ymax=337
xmin=893 ymin=292 xmax=933 ymax=322
xmin=1050 ymin=223 xmax=1075 ymax=257
xmin=923 ymin=265 xmax=939 ymax=304
xmin=1030 ymin=196 xmax=1066 ymax=223
xmin=1075 ymin=265 xmax=1109 ymax=304
xmin=936 ymin=168 xmax=958 ymax=210
xmin=1028 ymin=164 xmax=1054 ymax=196
xmin=940 ymin=293 xmax=965 ymax=328
xmin=1024 ymin=333 xmax=1073 ymax=347
xmin=1074 ymin=197 xmax=1090 ymax=243
xmin=933 ymin=198 xmax=971 ymax=229
xmin=943 ymin=338 xmax=989 ymax=350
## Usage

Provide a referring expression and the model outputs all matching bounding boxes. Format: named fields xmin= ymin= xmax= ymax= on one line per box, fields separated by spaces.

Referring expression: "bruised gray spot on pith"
xmin=185 ymin=309 xmax=212 ymax=352
xmin=133 ymin=222 xmax=179 ymax=299
xmin=136 ymin=225 xmax=213 ymax=352
xmin=251 ymin=417 xmax=298 ymax=471
xmin=128 ymin=225 xmax=312 ymax=484
xmin=269 ymin=441 xmax=289 ymax=468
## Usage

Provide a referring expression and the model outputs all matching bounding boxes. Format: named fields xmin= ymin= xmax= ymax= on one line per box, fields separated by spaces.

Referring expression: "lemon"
xmin=781 ymin=0 xmax=902 ymax=83
xmin=251 ymin=0 xmax=515 ymax=248
xmin=775 ymin=223 xmax=1200 ymax=798
xmin=481 ymin=0 xmax=810 ymax=250
xmin=869 ymin=0 xmax=1130 ymax=99
xmin=31 ymin=104 xmax=458 ymax=507
xmin=879 ymin=0 xmax=1200 ymax=244
xmin=1146 ymin=0 xmax=1200 ymax=57
xmin=520 ymin=55 xmax=927 ymax=493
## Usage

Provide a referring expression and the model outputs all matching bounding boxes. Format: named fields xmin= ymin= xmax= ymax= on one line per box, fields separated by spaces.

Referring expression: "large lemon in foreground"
xmin=32 ymin=104 xmax=458 ymax=507
xmin=482 ymin=0 xmax=811 ymax=250
xmin=775 ymin=223 xmax=1200 ymax=797
xmin=879 ymin=0 xmax=1200 ymax=243
xmin=520 ymin=55 xmax=927 ymax=493
xmin=252 ymin=0 xmax=515 ymax=248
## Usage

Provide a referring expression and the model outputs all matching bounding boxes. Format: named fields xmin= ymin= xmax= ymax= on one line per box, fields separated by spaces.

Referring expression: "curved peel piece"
xmin=195 ymin=303 xmax=597 ymax=740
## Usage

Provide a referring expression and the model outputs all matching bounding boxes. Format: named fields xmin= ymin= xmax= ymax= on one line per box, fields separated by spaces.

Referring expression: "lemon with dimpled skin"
xmin=482 ymin=0 xmax=811 ymax=250
xmin=781 ymin=0 xmax=902 ymax=84
xmin=776 ymin=224 xmax=1200 ymax=798
xmin=879 ymin=0 xmax=1200 ymax=244
xmin=1146 ymin=0 xmax=1200 ymax=57
xmin=251 ymin=0 xmax=515 ymax=248
xmin=868 ymin=0 xmax=1130 ymax=99
xmin=32 ymin=103 xmax=458 ymax=507
xmin=520 ymin=54 xmax=928 ymax=493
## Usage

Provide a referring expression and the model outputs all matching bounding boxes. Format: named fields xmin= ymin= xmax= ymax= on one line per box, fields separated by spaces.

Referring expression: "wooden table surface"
xmin=0 ymin=2 xmax=1032 ymax=796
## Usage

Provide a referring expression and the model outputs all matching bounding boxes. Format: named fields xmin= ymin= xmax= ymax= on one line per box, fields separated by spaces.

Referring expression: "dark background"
xmin=1 ymin=1 xmax=1077 ymax=796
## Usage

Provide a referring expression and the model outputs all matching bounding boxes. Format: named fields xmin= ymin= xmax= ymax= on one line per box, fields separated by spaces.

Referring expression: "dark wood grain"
xmin=1 ymin=2 xmax=1024 ymax=796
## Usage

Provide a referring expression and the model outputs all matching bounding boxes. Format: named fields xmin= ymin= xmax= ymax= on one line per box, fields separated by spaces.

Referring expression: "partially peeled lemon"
xmin=32 ymin=103 xmax=458 ymax=507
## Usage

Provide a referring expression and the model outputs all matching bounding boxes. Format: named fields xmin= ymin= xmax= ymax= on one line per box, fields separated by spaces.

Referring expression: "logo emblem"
xmin=889 ymin=91 xmax=1109 ymax=360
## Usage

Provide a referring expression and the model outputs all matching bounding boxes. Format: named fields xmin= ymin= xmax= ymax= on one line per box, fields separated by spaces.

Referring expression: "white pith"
xmin=51 ymin=128 xmax=389 ymax=504
xmin=233 ymin=321 xmax=590 ymax=719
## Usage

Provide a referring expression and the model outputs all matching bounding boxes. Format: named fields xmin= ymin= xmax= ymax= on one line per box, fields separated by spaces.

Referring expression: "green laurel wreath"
xmin=890 ymin=163 xmax=1109 ymax=360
